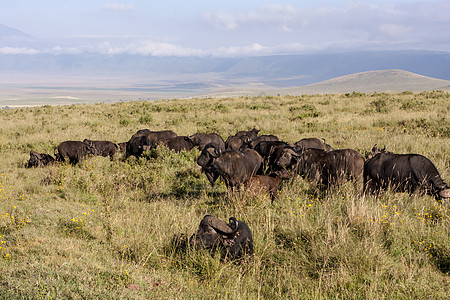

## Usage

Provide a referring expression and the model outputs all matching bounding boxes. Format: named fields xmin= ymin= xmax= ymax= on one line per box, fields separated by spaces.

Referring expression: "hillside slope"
xmin=201 ymin=69 xmax=450 ymax=97
xmin=276 ymin=69 xmax=450 ymax=95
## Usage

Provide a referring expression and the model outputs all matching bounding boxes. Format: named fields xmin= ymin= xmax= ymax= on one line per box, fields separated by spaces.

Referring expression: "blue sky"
xmin=1 ymin=0 xmax=449 ymax=56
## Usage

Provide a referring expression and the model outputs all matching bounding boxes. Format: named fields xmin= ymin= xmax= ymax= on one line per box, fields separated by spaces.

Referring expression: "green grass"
xmin=0 ymin=92 xmax=449 ymax=299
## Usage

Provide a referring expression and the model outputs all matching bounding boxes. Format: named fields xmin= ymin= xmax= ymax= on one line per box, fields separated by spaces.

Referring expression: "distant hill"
xmin=200 ymin=70 xmax=450 ymax=97
xmin=275 ymin=69 xmax=450 ymax=95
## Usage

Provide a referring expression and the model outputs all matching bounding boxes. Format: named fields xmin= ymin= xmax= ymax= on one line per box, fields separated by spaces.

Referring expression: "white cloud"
xmin=98 ymin=40 xmax=205 ymax=56
xmin=103 ymin=3 xmax=135 ymax=12
xmin=0 ymin=47 xmax=38 ymax=54
xmin=203 ymin=12 xmax=239 ymax=30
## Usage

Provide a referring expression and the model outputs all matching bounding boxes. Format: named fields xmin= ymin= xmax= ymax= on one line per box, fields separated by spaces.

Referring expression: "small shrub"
xmin=139 ymin=114 xmax=153 ymax=124
xmin=400 ymin=99 xmax=426 ymax=111
xmin=119 ymin=118 xmax=130 ymax=126
xmin=370 ymin=98 xmax=388 ymax=113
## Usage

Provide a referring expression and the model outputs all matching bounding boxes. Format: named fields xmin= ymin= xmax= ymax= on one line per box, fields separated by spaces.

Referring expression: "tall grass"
xmin=0 ymin=92 xmax=449 ymax=298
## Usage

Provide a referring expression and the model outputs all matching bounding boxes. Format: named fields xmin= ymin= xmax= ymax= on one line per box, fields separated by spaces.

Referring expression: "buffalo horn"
xmin=30 ymin=150 xmax=42 ymax=160
xmin=214 ymin=147 xmax=222 ymax=157
xmin=202 ymin=215 xmax=234 ymax=234
xmin=439 ymin=188 xmax=450 ymax=199
xmin=228 ymin=217 xmax=239 ymax=232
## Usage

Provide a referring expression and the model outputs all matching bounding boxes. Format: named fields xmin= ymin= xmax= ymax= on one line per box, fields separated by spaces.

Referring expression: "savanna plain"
xmin=0 ymin=91 xmax=449 ymax=299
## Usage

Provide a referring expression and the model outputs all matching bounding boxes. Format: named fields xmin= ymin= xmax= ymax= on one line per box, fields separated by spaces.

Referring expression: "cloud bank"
xmin=202 ymin=1 xmax=450 ymax=51
xmin=1 ymin=1 xmax=449 ymax=57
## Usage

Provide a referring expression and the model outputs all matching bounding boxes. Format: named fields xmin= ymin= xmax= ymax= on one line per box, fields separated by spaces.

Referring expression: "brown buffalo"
xmin=245 ymin=171 xmax=290 ymax=201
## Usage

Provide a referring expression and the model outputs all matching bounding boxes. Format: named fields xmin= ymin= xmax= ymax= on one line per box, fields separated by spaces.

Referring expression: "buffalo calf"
xmin=245 ymin=171 xmax=290 ymax=201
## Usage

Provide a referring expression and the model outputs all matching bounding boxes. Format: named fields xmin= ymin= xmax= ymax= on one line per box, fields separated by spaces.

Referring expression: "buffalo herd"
xmin=26 ymin=128 xmax=449 ymax=259
xmin=27 ymin=127 xmax=450 ymax=201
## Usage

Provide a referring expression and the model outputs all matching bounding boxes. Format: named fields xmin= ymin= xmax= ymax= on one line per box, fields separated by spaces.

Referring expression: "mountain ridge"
xmin=201 ymin=69 xmax=450 ymax=98
xmin=277 ymin=69 xmax=450 ymax=94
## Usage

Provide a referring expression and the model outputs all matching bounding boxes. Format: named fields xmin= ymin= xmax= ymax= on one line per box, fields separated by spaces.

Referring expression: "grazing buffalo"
xmin=225 ymin=135 xmax=249 ymax=151
xmin=248 ymin=135 xmax=279 ymax=149
xmin=189 ymin=132 xmax=225 ymax=151
xmin=131 ymin=129 xmax=178 ymax=143
xmin=26 ymin=150 xmax=55 ymax=168
xmin=207 ymin=148 xmax=263 ymax=189
xmin=364 ymin=147 xmax=450 ymax=200
xmin=235 ymin=128 xmax=260 ymax=140
xmin=197 ymin=143 xmax=223 ymax=186
xmin=294 ymin=137 xmax=334 ymax=152
xmin=190 ymin=215 xmax=253 ymax=260
xmin=296 ymin=148 xmax=364 ymax=187
xmin=83 ymin=139 xmax=117 ymax=160
xmin=159 ymin=136 xmax=195 ymax=152
xmin=126 ymin=135 xmax=152 ymax=158
xmin=55 ymin=141 xmax=95 ymax=165
xmin=245 ymin=171 xmax=290 ymax=201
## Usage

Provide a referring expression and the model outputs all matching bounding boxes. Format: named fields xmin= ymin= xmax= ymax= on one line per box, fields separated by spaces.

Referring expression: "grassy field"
xmin=0 ymin=91 xmax=449 ymax=299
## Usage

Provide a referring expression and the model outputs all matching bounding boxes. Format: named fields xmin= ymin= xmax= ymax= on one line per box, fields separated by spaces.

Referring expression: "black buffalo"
xmin=26 ymin=150 xmax=55 ymax=168
xmin=225 ymin=135 xmax=249 ymax=151
xmin=206 ymin=148 xmax=263 ymax=189
xmin=190 ymin=215 xmax=253 ymax=260
xmin=131 ymin=129 xmax=178 ymax=143
xmin=296 ymin=148 xmax=364 ymax=187
xmin=189 ymin=132 xmax=225 ymax=151
xmin=197 ymin=143 xmax=223 ymax=186
xmin=364 ymin=147 xmax=450 ymax=200
xmin=235 ymin=128 xmax=260 ymax=140
xmin=294 ymin=137 xmax=334 ymax=152
xmin=274 ymin=146 xmax=302 ymax=171
xmin=159 ymin=136 xmax=195 ymax=152
xmin=248 ymin=135 xmax=279 ymax=149
xmin=55 ymin=141 xmax=95 ymax=164
xmin=126 ymin=135 xmax=152 ymax=158
xmin=83 ymin=139 xmax=117 ymax=160
xmin=253 ymin=141 xmax=291 ymax=172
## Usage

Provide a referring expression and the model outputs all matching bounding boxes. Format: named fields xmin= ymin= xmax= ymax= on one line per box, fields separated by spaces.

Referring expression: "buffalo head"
xmin=189 ymin=215 xmax=253 ymax=259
